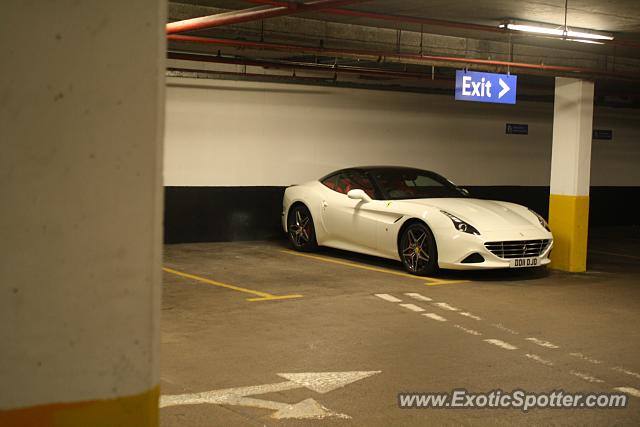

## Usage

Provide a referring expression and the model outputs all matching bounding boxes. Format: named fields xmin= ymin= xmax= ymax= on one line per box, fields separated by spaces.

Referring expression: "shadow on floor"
xmin=269 ymin=238 xmax=551 ymax=282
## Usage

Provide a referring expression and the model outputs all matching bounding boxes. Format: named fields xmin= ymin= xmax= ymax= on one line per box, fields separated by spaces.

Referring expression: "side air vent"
xmin=461 ymin=253 xmax=485 ymax=264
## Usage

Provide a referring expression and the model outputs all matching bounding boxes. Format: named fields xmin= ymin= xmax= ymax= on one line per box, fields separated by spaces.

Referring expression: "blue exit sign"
xmin=455 ymin=70 xmax=517 ymax=104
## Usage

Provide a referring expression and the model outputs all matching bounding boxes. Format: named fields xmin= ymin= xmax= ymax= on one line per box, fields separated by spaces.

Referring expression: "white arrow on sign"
xmin=160 ymin=371 xmax=381 ymax=420
xmin=498 ymin=78 xmax=510 ymax=99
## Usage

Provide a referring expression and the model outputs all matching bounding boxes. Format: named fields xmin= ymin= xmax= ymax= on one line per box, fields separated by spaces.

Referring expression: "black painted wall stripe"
xmin=164 ymin=186 xmax=640 ymax=244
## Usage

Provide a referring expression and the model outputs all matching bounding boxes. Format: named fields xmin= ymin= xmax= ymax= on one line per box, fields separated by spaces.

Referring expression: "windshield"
xmin=370 ymin=168 xmax=466 ymax=200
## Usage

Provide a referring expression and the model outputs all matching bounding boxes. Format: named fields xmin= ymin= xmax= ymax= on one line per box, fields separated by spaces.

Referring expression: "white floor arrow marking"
xmin=498 ymin=78 xmax=510 ymax=99
xmin=160 ymin=371 xmax=381 ymax=419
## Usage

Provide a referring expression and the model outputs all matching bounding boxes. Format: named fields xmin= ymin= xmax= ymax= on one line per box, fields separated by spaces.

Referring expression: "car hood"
xmin=399 ymin=198 xmax=538 ymax=232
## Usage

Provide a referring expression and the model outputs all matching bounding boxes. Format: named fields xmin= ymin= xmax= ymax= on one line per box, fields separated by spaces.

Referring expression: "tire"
xmin=399 ymin=221 xmax=438 ymax=276
xmin=287 ymin=204 xmax=318 ymax=252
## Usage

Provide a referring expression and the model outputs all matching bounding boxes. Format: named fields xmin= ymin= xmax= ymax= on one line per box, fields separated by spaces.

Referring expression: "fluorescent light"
xmin=498 ymin=21 xmax=613 ymax=42
xmin=565 ymin=30 xmax=612 ymax=41
xmin=565 ymin=38 xmax=605 ymax=45
xmin=500 ymin=23 xmax=565 ymax=37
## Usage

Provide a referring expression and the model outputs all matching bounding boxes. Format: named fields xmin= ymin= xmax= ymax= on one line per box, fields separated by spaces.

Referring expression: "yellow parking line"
xmin=280 ymin=250 xmax=469 ymax=286
xmin=163 ymin=267 xmax=303 ymax=302
xmin=247 ymin=295 xmax=305 ymax=302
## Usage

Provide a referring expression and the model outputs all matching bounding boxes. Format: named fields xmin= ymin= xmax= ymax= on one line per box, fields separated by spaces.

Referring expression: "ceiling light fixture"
xmin=498 ymin=21 xmax=613 ymax=42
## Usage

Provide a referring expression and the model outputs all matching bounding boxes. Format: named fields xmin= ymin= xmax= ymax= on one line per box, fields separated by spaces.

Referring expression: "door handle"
xmin=322 ymin=201 xmax=328 ymax=208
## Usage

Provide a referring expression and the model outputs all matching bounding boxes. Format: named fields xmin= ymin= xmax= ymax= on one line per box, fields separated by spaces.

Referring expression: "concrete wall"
xmin=165 ymin=77 xmax=640 ymax=187
xmin=0 ymin=1 xmax=165 ymax=425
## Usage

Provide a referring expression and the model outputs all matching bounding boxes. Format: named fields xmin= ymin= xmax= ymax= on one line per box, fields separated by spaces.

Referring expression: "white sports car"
xmin=282 ymin=166 xmax=553 ymax=275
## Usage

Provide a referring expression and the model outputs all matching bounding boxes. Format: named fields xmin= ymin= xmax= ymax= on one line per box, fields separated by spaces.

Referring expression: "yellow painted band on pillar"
xmin=0 ymin=385 xmax=159 ymax=427
xmin=548 ymin=194 xmax=589 ymax=272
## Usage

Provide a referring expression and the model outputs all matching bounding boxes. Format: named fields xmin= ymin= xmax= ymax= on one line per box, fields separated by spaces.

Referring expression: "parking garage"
xmin=2 ymin=1 xmax=640 ymax=426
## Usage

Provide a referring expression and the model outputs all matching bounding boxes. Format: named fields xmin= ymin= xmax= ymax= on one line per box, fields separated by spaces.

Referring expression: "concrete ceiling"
xmin=183 ymin=0 xmax=640 ymax=33
xmin=166 ymin=1 xmax=640 ymax=106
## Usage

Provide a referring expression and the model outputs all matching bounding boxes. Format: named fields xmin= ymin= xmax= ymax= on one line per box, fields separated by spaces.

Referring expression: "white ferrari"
xmin=282 ymin=166 xmax=553 ymax=275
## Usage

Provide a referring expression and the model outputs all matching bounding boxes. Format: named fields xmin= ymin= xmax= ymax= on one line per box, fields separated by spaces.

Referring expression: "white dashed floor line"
xmin=526 ymin=337 xmax=560 ymax=349
xmin=404 ymin=292 xmax=432 ymax=302
xmin=374 ymin=290 xmax=632 ymax=391
xmin=433 ymin=302 xmax=459 ymax=311
xmin=399 ymin=303 xmax=425 ymax=312
xmin=614 ymin=387 xmax=640 ymax=398
xmin=459 ymin=312 xmax=482 ymax=320
xmin=374 ymin=293 xmax=401 ymax=303
xmin=422 ymin=313 xmax=447 ymax=322
xmin=492 ymin=323 xmax=519 ymax=335
xmin=569 ymin=352 xmax=602 ymax=365
xmin=454 ymin=324 xmax=482 ymax=336
xmin=570 ymin=370 xmax=605 ymax=384
xmin=484 ymin=339 xmax=518 ymax=350
xmin=376 ymin=291 xmax=631 ymax=391
xmin=611 ymin=366 xmax=640 ymax=380
xmin=524 ymin=353 xmax=554 ymax=367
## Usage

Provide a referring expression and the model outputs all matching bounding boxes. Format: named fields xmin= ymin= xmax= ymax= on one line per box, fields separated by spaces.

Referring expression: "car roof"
xmin=320 ymin=166 xmax=435 ymax=180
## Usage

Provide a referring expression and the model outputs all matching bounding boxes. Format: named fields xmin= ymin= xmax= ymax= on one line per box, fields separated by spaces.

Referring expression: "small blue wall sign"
xmin=593 ymin=129 xmax=613 ymax=140
xmin=506 ymin=123 xmax=528 ymax=135
xmin=455 ymin=70 xmax=517 ymax=104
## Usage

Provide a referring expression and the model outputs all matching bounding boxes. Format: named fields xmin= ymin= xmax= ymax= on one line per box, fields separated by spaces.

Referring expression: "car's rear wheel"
xmin=287 ymin=204 xmax=317 ymax=252
xmin=400 ymin=222 xmax=438 ymax=275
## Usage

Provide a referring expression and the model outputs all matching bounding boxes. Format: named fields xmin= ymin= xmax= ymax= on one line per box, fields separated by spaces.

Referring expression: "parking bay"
xmin=161 ymin=231 xmax=640 ymax=426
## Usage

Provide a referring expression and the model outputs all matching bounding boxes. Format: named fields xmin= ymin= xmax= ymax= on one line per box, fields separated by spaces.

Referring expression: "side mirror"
xmin=347 ymin=189 xmax=372 ymax=203
xmin=458 ymin=187 xmax=470 ymax=196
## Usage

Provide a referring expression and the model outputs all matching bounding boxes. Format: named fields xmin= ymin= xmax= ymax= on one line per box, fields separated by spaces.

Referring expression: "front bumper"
xmin=435 ymin=227 xmax=553 ymax=270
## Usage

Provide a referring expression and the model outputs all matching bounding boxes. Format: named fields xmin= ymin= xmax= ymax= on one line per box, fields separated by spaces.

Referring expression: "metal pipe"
xmin=168 ymin=51 xmax=444 ymax=80
xmin=167 ymin=34 xmax=639 ymax=79
xmin=166 ymin=0 xmax=369 ymax=34
xmin=246 ymin=0 xmax=640 ymax=49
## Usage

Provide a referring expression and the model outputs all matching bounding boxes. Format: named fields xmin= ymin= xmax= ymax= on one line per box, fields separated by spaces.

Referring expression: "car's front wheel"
xmin=399 ymin=222 xmax=438 ymax=275
xmin=287 ymin=204 xmax=318 ymax=252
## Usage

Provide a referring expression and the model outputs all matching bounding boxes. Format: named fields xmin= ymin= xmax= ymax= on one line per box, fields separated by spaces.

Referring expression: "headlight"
xmin=440 ymin=211 xmax=480 ymax=235
xmin=529 ymin=209 xmax=551 ymax=232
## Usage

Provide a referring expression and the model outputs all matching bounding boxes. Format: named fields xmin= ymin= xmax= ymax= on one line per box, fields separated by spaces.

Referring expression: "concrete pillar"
xmin=548 ymin=77 xmax=594 ymax=272
xmin=0 ymin=1 xmax=165 ymax=426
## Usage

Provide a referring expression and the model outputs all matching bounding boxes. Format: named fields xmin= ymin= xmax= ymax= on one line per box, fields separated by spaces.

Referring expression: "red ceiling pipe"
xmin=166 ymin=0 xmax=370 ymax=34
xmin=167 ymin=34 xmax=639 ymax=79
xmin=246 ymin=0 xmax=502 ymax=33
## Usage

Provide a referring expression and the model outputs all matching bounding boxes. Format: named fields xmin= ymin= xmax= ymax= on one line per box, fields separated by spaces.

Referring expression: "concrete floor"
xmin=160 ymin=228 xmax=640 ymax=426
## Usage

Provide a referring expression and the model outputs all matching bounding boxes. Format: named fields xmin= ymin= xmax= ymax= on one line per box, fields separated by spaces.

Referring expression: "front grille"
xmin=484 ymin=239 xmax=551 ymax=259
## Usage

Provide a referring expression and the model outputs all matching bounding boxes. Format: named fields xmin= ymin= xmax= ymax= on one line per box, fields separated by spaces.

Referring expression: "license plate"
xmin=510 ymin=257 xmax=539 ymax=268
